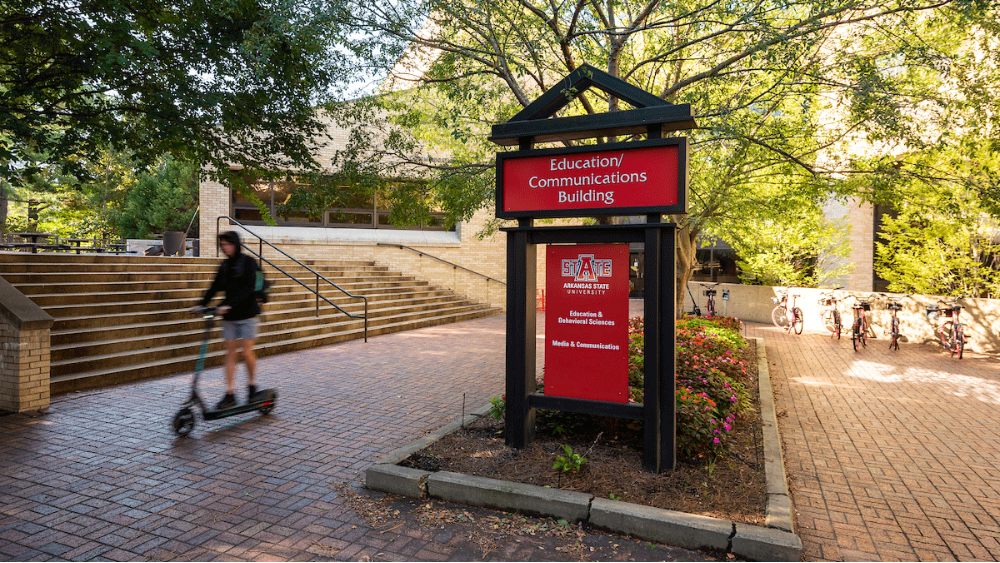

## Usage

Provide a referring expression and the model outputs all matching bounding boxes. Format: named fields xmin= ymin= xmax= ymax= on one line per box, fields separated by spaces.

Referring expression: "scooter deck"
xmin=203 ymin=389 xmax=276 ymax=420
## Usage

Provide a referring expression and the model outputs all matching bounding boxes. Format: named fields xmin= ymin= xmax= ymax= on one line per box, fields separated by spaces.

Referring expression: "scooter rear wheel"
xmin=173 ymin=407 xmax=196 ymax=437
xmin=256 ymin=390 xmax=277 ymax=415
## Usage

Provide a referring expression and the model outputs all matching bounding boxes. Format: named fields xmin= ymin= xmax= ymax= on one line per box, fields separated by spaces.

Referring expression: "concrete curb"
xmin=427 ymin=471 xmax=592 ymax=523
xmin=753 ymin=336 xmax=797 ymax=534
xmin=365 ymin=335 xmax=801 ymax=561
xmin=365 ymin=464 xmax=431 ymax=498
xmin=589 ymin=498 xmax=732 ymax=552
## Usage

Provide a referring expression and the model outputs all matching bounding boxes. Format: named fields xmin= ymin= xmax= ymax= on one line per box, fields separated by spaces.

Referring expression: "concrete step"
xmin=11 ymin=275 xmax=429 ymax=296
xmin=3 ymin=269 xmax=417 ymax=287
xmin=27 ymin=284 xmax=457 ymax=309
xmin=0 ymin=252 xmax=378 ymax=269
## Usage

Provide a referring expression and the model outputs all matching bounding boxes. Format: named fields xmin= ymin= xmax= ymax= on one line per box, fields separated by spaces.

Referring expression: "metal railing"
xmin=216 ymin=216 xmax=368 ymax=342
xmin=376 ymin=243 xmax=506 ymax=286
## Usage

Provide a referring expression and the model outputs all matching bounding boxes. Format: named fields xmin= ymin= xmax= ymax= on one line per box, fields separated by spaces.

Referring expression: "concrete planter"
xmin=366 ymin=336 xmax=801 ymax=561
xmin=162 ymin=230 xmax=186 ymax=256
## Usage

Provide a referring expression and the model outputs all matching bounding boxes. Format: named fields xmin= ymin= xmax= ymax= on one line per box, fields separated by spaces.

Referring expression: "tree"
xmin=327 ymin=0 xmax=999 ymax=311
xmin=1 ymin=0 xmax=348 ymax=189
xmin=869 ymin=142 xmax=1000 ymax=298
xmin=116 ymin=156 xmax=199 ymax=239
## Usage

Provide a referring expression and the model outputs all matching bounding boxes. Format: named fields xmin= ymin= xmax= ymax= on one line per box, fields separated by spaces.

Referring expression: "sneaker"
xmin=247 ymin=385 xmax=258 ymax=402
xmin=215 ymin=393 xmax=236 ymax=411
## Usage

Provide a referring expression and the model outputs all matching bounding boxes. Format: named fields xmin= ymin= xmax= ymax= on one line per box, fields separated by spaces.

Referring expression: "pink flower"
xmin=713 ymin=437 xmax=720 ymax=444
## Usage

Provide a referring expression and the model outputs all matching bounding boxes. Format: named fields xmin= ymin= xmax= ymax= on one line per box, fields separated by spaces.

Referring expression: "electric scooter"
xmin=172 ymin=306 xmax=277 ymax=437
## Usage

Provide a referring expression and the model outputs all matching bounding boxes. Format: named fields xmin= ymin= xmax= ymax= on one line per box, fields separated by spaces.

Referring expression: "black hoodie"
xmin=199 ymin=234 xmax=265 ymax=321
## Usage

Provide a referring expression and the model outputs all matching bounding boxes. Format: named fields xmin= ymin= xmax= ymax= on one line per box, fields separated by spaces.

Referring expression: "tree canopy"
xmin=1 ymin=0 xmax=348 ymax=186
xmin=320 ymin=0 xmax=999 ymax=299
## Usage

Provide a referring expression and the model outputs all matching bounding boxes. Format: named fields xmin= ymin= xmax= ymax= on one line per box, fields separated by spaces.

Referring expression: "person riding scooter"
xmin=192 ymin=230 xmax=269 ymax=410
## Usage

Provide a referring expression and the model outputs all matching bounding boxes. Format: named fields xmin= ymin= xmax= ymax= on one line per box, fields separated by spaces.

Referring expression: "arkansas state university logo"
xmin=561 ymin=254 xmax=612 ymax=282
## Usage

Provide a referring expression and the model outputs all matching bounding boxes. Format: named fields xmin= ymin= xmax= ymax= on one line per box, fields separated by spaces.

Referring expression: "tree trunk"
xmin=28 ymin=200 xmax=39 ymax=231
xmin=672 ymin=217 xmax=699 ymax=319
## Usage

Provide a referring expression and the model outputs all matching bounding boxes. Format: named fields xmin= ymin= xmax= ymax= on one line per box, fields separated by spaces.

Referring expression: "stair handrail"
xmin=216 ymin=216 xmax=368 ymax=342
xmin=375 ymin=243 xmax=506 ymax=286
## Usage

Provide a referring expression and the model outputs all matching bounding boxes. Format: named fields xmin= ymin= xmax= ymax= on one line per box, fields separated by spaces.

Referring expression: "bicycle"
xmin=771 ymin=290 xmax=803 ymax=334
xmin=700 ymin=283 xmax=720 ymax=317
xmin=848 ymin=294 xmax=876 ymax=351
xmin=818 ymin=287 xmax=843 ymax=339
xmin=883 ymin=294 xmax=909 ymax=351
xmin=926 ymin=298 xmax=966 ymax=359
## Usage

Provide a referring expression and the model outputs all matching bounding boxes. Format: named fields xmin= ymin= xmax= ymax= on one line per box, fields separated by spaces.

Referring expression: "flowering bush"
xmin=628 ymin=315 xmax=752 ymax=459
xmin=676 ymin=390 xmax=734 ymax=459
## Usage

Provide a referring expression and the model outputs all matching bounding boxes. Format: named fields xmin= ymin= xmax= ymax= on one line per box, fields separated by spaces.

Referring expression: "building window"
xmin=229 ymin=176 xmax=453 ymax=231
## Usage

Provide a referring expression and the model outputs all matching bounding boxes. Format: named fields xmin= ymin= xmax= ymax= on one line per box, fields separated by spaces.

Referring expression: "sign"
xmin=544 ymin=244 xmax=629 ymax=403
xmin=496 ymin=138 xmax=687 ymax=219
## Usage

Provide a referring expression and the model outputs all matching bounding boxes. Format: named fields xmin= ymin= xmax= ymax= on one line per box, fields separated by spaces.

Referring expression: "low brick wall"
xmin=684 ymin=282 xmax=1000 ymax=354
xmin=0 ymin=277 xmax=54 ymax=413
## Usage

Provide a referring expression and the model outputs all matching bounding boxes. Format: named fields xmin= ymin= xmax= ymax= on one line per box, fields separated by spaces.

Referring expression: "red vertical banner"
xmin=544 ymin=243 xmax=629 ymax=403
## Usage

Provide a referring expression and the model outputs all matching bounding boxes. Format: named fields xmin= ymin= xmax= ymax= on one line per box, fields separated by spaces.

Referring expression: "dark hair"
xmin=218 ymin=231 xmax=241 ymax=246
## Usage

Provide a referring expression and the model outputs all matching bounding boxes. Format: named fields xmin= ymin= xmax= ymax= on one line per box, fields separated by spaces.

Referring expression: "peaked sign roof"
xmin=489 ymin=64 xmax=697 ymax=146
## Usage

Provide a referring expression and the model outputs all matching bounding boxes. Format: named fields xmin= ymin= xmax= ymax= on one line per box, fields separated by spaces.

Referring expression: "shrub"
xmin=675 ymin=390 xmax=734 ymax=459
xmin=627 ymin=315 xmax=753 ymax=458
xmin=488 ymin=395 xmax=506 ymax=421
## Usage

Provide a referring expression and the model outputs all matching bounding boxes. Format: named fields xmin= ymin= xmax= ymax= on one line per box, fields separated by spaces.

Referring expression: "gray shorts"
xmin=221 ymin=318 xmax=258 ymax=341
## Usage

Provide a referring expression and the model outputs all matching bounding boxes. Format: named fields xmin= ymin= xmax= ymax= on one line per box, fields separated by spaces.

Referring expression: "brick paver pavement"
xmin=0 ymin=312 xmax=716 ymax=562
xmin=747 ymin=322 xmax=1000 ymax=561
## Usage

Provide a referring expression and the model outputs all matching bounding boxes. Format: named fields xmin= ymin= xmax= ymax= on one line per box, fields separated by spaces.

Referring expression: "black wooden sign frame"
xmin=503 ymin=220 xmax=677 ymax=471
xmin=492 ymin=63 xmax=694 ymax=472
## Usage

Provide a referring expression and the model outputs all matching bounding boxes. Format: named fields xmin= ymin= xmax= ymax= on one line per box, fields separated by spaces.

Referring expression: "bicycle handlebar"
xmin=937 ymin=299 xmax=964 ymax=309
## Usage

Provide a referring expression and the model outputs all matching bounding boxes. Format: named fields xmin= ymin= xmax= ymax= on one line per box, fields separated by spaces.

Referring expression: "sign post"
xmin=493 ymin=64 xmax=694 ymax=472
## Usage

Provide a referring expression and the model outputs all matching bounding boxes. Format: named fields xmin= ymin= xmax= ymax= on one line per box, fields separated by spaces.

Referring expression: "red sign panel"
xmin=544 ymin=244 xmax=629 ymax=403
xmin=497 ymin=138 xmax=687 ymax=219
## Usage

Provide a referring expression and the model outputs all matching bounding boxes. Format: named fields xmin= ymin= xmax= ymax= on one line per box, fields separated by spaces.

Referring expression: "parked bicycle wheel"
xmin=889 ymin=317 xmax=900 ymax=351
xmin=706 ymin=300 xmax=716 ymax=317
xmin=823 ymin=312 xmax=837 ymax=334
xmin=852 ymin=319 xmax=861 ymax=351
xmin=833 ymin=310 xmax=842 ymax=339
xmin=954 ymin=327 xmax=965 ymax=359
xmin=939 ymin=321 xmax=954 ymax=348
xmin=772 ymin=306 xmax=789 ymax=329
xmin=792 ymin=308 xmax=804 ymax=334
xmin=861 ymin=319 xmax=868 ymax=348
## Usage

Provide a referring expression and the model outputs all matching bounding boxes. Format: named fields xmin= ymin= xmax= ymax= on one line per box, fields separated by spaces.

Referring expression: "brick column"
xmin=0 ymin=277 xmax=54 ymax=413
xmin=199 ymin=173 xmax=232 ymax=256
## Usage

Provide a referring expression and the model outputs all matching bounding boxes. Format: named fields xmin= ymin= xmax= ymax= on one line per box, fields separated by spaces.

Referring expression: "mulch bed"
xmin=401 ymin=339 xmax=766 ymax=526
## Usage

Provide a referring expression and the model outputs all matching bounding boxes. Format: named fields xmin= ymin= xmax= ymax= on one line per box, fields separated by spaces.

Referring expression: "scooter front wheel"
xmin=173 ymin=407 xmax=196 ymax=437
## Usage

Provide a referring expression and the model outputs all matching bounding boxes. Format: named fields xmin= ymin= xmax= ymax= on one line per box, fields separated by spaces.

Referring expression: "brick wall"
xmin=0 ymin=323 xmax=50 ymax=412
